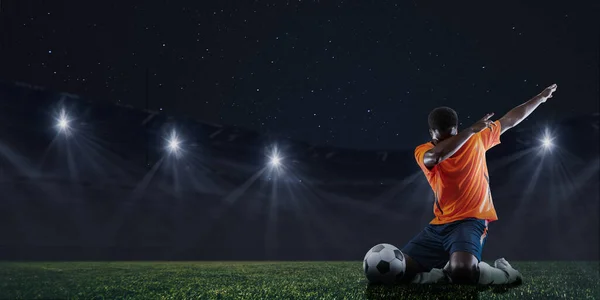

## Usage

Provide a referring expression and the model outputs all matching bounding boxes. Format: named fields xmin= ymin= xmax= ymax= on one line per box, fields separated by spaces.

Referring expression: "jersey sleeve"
xmin=414 ymin=143 xmax=436 ymax=175
xmin=478 ymin=120 xmax=502 ymax=150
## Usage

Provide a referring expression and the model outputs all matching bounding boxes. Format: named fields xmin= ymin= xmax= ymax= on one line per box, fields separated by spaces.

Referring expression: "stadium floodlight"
xmin=270 ymin=155 xmax=281 ymax=167
xmin=55 ymin=110 xmax=71 ymax=134
xmin=267 ymin=146 xmax=284 ymax=171
xmin=165 ymin=131 xmax=182 ymax=156
xmin=168 ymin=138 xmax=180 ymax=152
xmin=58 ymin=118 xmax=68 ymax=130
xmin=540 ymin=129 xmax=554 ymax=150
xmin=542 ymin=136 xmax=553 ymax=148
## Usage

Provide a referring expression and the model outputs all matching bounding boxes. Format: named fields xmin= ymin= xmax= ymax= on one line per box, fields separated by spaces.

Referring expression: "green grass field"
xmin=0 ymin=261 xmax=598 ymax=299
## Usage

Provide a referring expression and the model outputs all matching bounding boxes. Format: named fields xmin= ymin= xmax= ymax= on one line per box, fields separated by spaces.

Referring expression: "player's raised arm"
xmin=498 ymin=84 xmax=557 ymax=134
xmin=423 ymin=113 xmax=496 ymax=169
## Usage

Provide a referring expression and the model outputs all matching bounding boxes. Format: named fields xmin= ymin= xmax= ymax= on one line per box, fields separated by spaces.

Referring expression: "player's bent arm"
xmin=423 ymin=128 xmax=476 ymax=169
xmin=498 ymin=84 xmax=556 ymax=134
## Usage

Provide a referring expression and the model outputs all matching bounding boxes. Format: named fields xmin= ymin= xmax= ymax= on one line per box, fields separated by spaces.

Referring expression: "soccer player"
xmin=401 ymin=84 xmax=558 ymax=285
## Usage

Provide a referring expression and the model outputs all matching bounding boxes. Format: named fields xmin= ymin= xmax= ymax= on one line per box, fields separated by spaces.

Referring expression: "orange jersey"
xmin=414 ymin=120 xmax=502 ymax=225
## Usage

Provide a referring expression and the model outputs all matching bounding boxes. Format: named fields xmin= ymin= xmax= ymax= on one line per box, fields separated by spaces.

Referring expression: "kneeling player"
xmin=400 ymin=84 xmax=557 ymax=285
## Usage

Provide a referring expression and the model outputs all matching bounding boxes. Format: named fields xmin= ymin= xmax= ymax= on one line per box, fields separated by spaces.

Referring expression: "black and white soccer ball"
xmin=363 ymin=243 xmax=406 ymax=284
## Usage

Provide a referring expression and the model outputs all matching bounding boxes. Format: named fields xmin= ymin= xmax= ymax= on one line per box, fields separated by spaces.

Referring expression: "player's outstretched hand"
xmin=539 ymin=84 xmax=557 ymax=102
xmin=470 ymin=113 xmax=496 ymax=133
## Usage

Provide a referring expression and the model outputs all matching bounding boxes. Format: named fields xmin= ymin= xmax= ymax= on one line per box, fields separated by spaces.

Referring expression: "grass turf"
xmin=0 ymin=261 xmax=598 ymax=299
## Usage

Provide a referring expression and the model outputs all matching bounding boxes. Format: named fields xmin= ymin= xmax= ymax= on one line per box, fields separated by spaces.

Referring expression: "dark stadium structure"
xmin=0 ymin=80 xmax=598 ymax=261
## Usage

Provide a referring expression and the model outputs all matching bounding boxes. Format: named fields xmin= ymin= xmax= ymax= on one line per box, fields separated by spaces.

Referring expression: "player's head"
xmin=428 ymin=107 xmax=458 ymax=142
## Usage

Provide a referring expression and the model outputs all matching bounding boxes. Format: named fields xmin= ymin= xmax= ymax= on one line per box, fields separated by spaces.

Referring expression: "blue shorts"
xmin=401 ymin=218 xmax=489 ymax=271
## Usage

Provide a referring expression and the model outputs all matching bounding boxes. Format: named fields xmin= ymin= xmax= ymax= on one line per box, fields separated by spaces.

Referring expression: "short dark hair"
xmin=428 ymin=107 xmax=458 ymax=132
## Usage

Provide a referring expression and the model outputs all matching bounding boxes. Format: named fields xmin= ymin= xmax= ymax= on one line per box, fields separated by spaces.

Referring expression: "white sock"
xmin=494 ymin=258 xmax=523 ymax=283
xmin=410 ymin=268 xmax=450 ymax=284
xmin=478 ymin=259 xmax=522 ymax=285
xmin=411 ymin=259 xmax=521 ymax=285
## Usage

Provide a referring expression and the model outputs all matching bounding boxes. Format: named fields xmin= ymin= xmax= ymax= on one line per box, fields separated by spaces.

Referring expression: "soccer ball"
xmin=363 ymin=243 xmax=406 ymax=284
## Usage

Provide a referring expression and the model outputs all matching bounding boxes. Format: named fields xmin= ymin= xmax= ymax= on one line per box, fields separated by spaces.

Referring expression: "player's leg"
xmin=402 ymin=253 xmax=426 ymax=278
xmin=399 ymin=225 xmax=449 ymax=283
xmin=443 ymin=218 xmax=486 ymax=284
xmin=443 ymin=218 xmax=522 ymax=285
xmin=446 ymin=251 xmax=480 ymax=284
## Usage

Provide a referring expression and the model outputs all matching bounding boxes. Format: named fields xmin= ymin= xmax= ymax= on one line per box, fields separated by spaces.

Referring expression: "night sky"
xmin=2 ymin=1 xmax=598 ymax=150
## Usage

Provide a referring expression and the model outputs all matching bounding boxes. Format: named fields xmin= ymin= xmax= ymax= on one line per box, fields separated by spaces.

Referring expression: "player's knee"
xmin=448 ymin=262 xmax=478 ymax=284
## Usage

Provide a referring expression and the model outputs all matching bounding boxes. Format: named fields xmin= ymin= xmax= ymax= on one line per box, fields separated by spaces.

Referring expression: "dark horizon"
xmin=0 ymin=81 xmax=598 ymax=262
xmin=1 ymin=79 xmax=597 ymax=153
